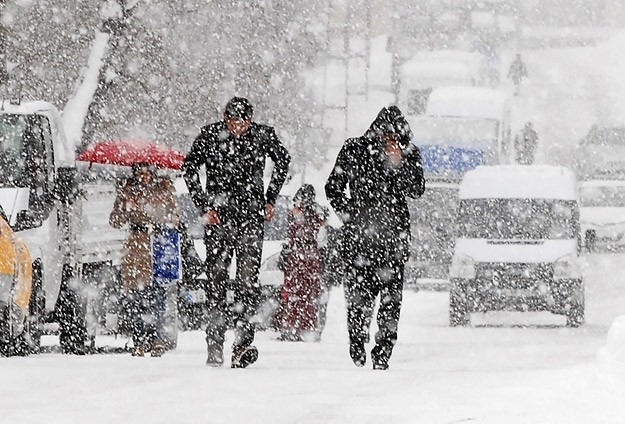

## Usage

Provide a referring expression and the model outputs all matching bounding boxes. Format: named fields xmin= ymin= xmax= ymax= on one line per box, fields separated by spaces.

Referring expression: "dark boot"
xmin=371 ymin=344 xmax=391 ymax=370
xmin=206 ymin=343 xmax=224 ymax=367
xmin=231 ymin=345 xmax=258 ymax=369
xmin=349 ymin=341 xmax=366 ymax=367
xmin=151 ymin=340 xmax=166 ymax=358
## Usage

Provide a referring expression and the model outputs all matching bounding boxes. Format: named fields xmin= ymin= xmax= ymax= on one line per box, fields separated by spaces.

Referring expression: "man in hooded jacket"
xmin=325 ymin=106 xmax=425 ymax=370
xmin=183 ymin=97 xmax=291 ymax=368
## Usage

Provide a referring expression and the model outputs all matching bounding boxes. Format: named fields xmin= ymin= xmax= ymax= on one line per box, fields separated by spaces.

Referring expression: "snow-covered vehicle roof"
xmin=459 ymin=165 xmax=577 ymax=200
xmin=400 ymin=60 xmax=475 ymax=89
xmin=580 ymin=179 xmax=625 ymax=188
xmin=426 ymin=86 xmax=509 ymax=121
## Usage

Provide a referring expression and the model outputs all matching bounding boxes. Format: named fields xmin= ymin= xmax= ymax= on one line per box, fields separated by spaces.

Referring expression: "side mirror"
xmin=13 ymin=210 xmax=43 ymax=232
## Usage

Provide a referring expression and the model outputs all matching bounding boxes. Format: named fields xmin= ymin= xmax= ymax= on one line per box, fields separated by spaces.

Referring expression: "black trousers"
xmin=343 ymin=258 xmax=404 ymax=360
xmin=126 ymin=285 xmax=166 ymax=348
xmin=204 ymin=218 xmax=263 ymax=350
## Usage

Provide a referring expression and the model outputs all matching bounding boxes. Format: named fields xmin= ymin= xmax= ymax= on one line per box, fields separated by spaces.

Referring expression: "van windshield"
xmin=457 ymin=198 xmax=577 ymax=240
xmin=0 ymin=114 xmax=46 ymax=188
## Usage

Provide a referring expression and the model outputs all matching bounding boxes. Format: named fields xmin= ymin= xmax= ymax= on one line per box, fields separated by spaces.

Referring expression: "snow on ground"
xmin=2 ymin=252 xmax=625 ymax=423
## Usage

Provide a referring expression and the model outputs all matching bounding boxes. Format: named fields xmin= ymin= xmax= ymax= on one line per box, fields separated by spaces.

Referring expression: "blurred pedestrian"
xmin=514 ymin=122 xmax=538 ymax=165
xmin=278 ymin=184 xmax=328 ymax=342
xmin=325 ymin=106 xmax=425 ymax=370
xmin=508 ymin=53 xmax=528 ymax=96
xmin=109 ymin=163 xmax=180 ymax=357
xmin=183 ymin=96 xmax=291 ymax=368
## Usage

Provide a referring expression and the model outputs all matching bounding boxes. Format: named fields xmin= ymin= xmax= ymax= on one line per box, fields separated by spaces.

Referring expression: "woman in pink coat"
xmin=279 ymin=184 xmax=328 ymax=342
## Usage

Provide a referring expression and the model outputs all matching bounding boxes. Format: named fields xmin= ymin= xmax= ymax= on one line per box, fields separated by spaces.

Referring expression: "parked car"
xmin=449 ymin=165 xmax=584 ymax=327
xmin=577 ymin=125 xmax=625 ymax=179
xmin=579 ymin=179 xmax=625 ymax=252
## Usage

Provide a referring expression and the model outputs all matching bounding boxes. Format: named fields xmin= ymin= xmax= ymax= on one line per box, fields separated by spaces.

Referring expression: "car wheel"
xmin=26 ymin=260 xmax=45 ymax=353
xmin=565 ymin=301 xmax=585 ymax=327
xmin=449 ymin=285 xmax=470 ymax=327
xmin=585 ymin=230 xmax=596 ymax=252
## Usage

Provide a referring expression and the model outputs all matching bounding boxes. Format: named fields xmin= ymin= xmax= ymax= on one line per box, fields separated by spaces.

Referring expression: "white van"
xmin=449 ymin=165 xmax=584 ymax=327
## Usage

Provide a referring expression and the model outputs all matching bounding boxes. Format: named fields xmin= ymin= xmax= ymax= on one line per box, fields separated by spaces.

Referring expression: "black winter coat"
xmin=325 ymin=106 xmax=425 ymax=266
xmin=183 ymin=121 xmax=291 ymax=223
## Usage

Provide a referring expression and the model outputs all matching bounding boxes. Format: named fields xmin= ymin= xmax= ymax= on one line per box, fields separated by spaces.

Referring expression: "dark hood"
xmin=364 ymin=106 xmax=413 ymax=149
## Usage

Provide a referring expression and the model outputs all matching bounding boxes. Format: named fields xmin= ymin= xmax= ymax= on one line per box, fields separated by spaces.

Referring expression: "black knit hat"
xmin=224 ymin=96 xmax=253 ymax=121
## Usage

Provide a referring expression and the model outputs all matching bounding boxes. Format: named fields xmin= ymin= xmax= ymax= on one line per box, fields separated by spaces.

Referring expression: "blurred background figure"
xmin=514 ymin=121 xmax=539 ymax=165
xmin=278 ymin=184 xmax=329 ymax=342
xmin=508 ymin=53 xmax=528 ymax=95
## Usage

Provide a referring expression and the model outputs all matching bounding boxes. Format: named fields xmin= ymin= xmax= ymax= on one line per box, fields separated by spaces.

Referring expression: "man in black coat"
xmin=325 ymin=106 xmax=425 ymax=370
xmin=183 ymin=96 xmax=291 ymax=368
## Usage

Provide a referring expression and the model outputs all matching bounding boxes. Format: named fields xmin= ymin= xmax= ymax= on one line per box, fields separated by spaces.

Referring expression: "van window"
xmin=0 ymin=114 xmax=29 ymax=186
xmin=407 ymin=88 xmax=432 ymax=115
xmin=457 ymin=198 xmax=577 ymax=240
xmin=580 ymin=184 xmax=625 ymax=207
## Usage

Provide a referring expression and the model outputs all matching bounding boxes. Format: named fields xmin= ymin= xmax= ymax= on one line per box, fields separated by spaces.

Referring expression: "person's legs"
xmin=127 ymin=289 xmax=147 ymax=356
xmin=150 ymin=284 xmax=167 ymax=357
xmin=230 ymin=218 xmax=263 ymax=367
xmin=344 ymin=263 xmax=378 ymax=366
xmin=371 ymin=262 xmax=404 ymax=370
xmin=204 ymin=224 xmax=233 ymax=366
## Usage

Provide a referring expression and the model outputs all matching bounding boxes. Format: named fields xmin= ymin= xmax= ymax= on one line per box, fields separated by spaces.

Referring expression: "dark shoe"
xmin=151 ymin=340 xmax=165 ymax=358
xmin=231 ymin=345 xmax=258 ymax=369
xmin=371 ymin=345 xmax=390 ymax=370
xmin=132 ymin=346 xmax=145 ymax=357
xmin=206 ymin=344 xmax=224 ymax=367
xmin=349 ymin=342 xmax=366 ymax=367
xmin=278 ymin=331 xmax=302 ymax=342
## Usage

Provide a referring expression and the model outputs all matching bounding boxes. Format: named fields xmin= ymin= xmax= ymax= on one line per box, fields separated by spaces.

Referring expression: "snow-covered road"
xmin=1 ymin=253 xmax=624 ymax=424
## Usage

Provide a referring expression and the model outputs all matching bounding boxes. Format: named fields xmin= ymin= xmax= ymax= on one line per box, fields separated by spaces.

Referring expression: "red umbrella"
xmin=76 ymin=139 xmax=185 ymax=170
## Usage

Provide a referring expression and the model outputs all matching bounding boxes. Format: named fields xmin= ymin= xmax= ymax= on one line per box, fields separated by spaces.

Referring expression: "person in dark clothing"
xmin=508 ymin=53 xmax=528 ymax=96
xmin=183 ymin=96 xmax=291 ymax=368
xmin=325 ymin=105 xmax=425 ymax=370
xmin=514 ymin=121 xmax=538 ymax=165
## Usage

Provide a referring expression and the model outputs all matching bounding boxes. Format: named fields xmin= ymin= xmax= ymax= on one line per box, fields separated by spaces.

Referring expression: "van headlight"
xmin=0 ymin=274 xmax=12 ymax=304
xmin=553 ymin=254 xmax=582 ymax=280
xmin=449 ymin=253 xmax=476 ymax=279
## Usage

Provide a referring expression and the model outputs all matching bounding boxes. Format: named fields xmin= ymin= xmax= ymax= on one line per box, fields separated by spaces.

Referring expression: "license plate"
xmin=497 ymin=288 xmax=534 ymax=297
xmin=184 ymin=289 xmax=207 ymax=303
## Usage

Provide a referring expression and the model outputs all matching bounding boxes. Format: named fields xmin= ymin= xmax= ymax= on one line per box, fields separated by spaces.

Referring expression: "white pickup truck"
xmin=0 ymin=100 xmax=138 ymax=355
